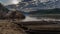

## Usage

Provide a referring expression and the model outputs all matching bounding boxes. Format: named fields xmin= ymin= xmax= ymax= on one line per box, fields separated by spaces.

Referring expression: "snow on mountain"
xmin=5 ymin=0 xmax=60 ymax=12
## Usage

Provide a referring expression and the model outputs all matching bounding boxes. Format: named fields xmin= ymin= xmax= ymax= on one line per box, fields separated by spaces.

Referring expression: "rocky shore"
xmin=0 ymin=21 xmax=26 ymax=34
xmin=0 ymin=20 xmax=60 ymax=34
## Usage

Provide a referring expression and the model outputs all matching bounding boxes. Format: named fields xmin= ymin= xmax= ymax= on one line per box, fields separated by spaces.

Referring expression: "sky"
xmin=0 ymin=0 xmax=21 ymax=5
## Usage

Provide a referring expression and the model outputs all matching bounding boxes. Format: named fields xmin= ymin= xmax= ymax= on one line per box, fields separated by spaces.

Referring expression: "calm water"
xmin=23 ymin=14 xmax=60 ymax=34
xmin=22 ymin=16 xmax=60 ymax=22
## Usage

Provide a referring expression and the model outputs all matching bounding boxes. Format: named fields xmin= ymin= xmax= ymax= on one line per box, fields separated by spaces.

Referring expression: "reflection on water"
xmin=27 ymin=30 xmax=60 ymax=34
xmin=22 ymin=16 xmax=60 ymax=22
xmin=22 ymin=16 xmax=41 ymax=22
xmin=21 ymin=13 xmax=60 ymax=22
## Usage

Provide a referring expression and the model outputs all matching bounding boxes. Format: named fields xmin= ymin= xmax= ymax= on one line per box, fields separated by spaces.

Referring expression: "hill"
xmin=0 ymin=3 xmax=9 ymax=18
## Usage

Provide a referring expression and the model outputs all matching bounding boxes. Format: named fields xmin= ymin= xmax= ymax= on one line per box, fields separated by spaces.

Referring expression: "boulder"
xmin=5 ymin=10 xmax=25 ymax=20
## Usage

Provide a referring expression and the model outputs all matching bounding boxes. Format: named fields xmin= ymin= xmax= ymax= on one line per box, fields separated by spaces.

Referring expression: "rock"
xmin=5 ymin=10 xmax=25 ymax=20
xmin=0 ymin=22 xmax=26 ymax=34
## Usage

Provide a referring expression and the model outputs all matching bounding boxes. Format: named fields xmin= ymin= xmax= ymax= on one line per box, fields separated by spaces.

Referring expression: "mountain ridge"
xmin=5 ymin=0 xmax=60 ymax=12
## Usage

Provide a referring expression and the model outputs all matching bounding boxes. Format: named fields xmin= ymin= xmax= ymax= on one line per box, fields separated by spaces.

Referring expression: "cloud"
xmin=0 ymin=0 xmax=12 ymax=5
xmin=0 ymin=0 xmax=21 ymax=5
xmin=19 ymin=0 xmax=22 ymax=2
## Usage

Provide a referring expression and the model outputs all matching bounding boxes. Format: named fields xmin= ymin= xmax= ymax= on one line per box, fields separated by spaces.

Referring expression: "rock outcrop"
xmin=5 ymin=10 xmax=25 ymax=20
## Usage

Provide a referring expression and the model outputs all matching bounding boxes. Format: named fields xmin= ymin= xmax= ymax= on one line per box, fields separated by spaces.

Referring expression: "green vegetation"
xmin=30 ymin=8 xmax=60 ymax=14
xmin=30 ymin=8 xmax=60 ymax=19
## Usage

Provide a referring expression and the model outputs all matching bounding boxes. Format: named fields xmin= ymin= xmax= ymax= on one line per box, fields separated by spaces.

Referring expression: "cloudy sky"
xmin=0 ymin=0 xmax=21 ymax=5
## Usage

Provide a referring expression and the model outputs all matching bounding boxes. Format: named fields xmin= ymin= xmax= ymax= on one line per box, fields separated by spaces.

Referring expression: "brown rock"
xmin=5 ymin=11 xmax=25 ymax=20
xmin=0 ymin=22 xmax=26 ymax=34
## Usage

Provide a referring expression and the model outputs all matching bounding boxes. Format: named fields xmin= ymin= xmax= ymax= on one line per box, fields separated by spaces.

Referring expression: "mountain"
xmin=0 ymin=3 xmax=9 ymax=12
xmin=5 ymin=0 xmax=60 ymax=12
xmin=0 ymin=3 xmax=9 ymax=18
